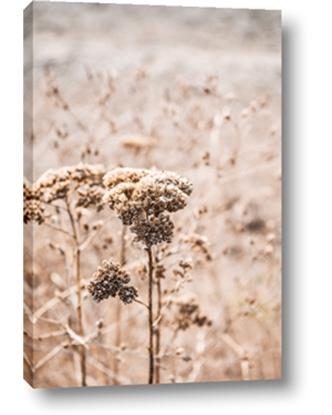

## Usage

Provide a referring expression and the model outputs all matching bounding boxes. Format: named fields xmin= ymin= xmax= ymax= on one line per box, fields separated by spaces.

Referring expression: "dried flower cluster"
xmin=35 ymin=163 xmax=105 ymax=204
xmin=76 ymin=185 xmax=104 ymax=211
xmin=172 ymin=297 xmax=212 ymax=331
xmin=23 ymin=164 xmax=106 ymax=224
xmin=23 ymin=180 xmax=45 ymax=224
xmin=130 ymin=213 xmax=174 ymax=247
xmin=88 ymin=259 xmax=138 ymax=304
xmin=103 ymin=168 xmax=193 ymax=247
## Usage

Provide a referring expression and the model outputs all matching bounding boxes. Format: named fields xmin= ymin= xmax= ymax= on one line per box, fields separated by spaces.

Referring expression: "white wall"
xmin=0 ymin=0 xmax=331 ymax=413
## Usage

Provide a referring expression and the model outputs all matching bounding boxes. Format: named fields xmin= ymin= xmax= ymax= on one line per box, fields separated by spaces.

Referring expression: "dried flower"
xmin=172 ymin=296 xmax=212 ymax=331
xmin=88 ymin=259 xmax=137 ymax=304
xmin=183 ymin=233 xmax=212 ymax=261
xmin=76 ymin=185 xmax=104 ymax=211
xmin=35 ymin=163 xmax=105 ymax=204
xmin=23 ymin=180 xmax=45 ymax=224
xmin=131 ymin=213 xmax=174 ymax=247
xmin=155 ymin=264 xmax=166 ymax=280
xmin=118 ymin=286 xmax=138 ymax=304
xmin=103 ymin=167 xmax=148 ymax=189
xmin=34 ymin=168 xmax=70 ymax=203
xmin=103 ymin=167 xmax=192 ymax=247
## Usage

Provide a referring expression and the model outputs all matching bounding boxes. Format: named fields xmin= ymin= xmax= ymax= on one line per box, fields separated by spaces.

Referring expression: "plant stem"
xmin=155 ymin=258 xmax=162 ymax=384
xmin=65 ymin=197 xmax=86 ymax=387
xmin=113 ymin=226 xmax=127 ymax=384
xmin=147 ymin=246 xmax=154 ymax=384
xmin=75 ymin=247 xmax=86 ymax=386
xmin=43 ymin=222 xmax=75 ymax=239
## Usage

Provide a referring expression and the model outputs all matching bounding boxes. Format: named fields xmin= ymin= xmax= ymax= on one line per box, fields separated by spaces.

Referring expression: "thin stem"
xmin=75 ymin=247 xmax=86 ymax=386
xmin=134 ymin=298 xmax=149 ymax=310
xmin=119 ymin=226 xmax=127 ymax=266
xmin=40 ymin=199 xmax=68 ymax=213
xmin=155 ymin=258 xmax=162 ymax=384
xmin=113 ymin=226 xmax=127 ymax=384
xmin=147 ymin=246 xmax=154 ymax=384
xmin=43 ymin=222 xmax=74 ymax=239
xmin=65 ymin=197 xmax=78 ymax=241
xmin=65 ymin=196 xmax=87 ymax=387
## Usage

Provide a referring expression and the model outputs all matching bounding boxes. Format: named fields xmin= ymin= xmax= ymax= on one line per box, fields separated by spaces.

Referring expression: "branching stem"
xmin=65 ymin=196 xmax=87 ymax=387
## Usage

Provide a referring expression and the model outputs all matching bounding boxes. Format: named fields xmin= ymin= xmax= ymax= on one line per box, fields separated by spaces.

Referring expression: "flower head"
xmin=103 ymin=167 xmax=149 ymax=189
xmin=171 ymin=295 xmax=212 ymax=331
xmin=88 ymin=259 xmax=137 ymax=304
xmin=103 ymin=167 xmax=192 ymax=247
xmin=34 ymin=163 xmax=106 ymax=206
xmin=76 ymin=185 xmax=104 ymax=211
xmin=23 ymin=179 xmax=45 ymax=224
xmin=131 ymin=213 xmax=174 ymax=247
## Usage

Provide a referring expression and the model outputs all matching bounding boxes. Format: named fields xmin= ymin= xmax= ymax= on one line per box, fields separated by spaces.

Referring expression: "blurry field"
xmin=24 ymin=2 xmax=281 ymax=388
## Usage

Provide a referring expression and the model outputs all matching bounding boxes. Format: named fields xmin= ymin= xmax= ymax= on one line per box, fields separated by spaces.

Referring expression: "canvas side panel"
xmin=23 ymin=2 xmax=35 ymax=388
xmin=279 ymin=9 xmax=283 ymax=379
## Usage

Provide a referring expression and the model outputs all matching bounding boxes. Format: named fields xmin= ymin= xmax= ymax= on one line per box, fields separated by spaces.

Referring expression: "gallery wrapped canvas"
xmin=24 ymin=1 xmax=281 ymax=388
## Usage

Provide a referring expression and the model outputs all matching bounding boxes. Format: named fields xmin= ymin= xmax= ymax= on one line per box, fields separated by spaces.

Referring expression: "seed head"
xmin=35 ymin=163 xmax=105 ymax=203
xmin=131 ymin=213 xmax=174 ymax=247
xmin=34 ymin=168 xmax=70 ymax=203
xmin=76 ymin=185 xmax=104 ymax=211
xmin=103 ymin=167 xmax=149 ymax=189
xmin=88 ymin=259 xmax=137 ymax=304
xmin=23 ymin=179 xmax=45 ymax=224
xmin=103 ymin=167 xmax=193 ymax=247
xmin=172 ymin=296 xmax=212 ymax=331
xmin=118 ymin=286 xmax=138 ymax=304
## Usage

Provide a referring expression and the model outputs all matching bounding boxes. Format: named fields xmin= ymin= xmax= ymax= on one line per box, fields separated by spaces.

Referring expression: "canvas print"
xmin=24 ymin=1 xmax=282 ymax=388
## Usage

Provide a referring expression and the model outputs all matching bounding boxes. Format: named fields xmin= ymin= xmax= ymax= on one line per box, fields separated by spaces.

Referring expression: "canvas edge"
xmin=23 ymin=0 xmax=36 ymax=389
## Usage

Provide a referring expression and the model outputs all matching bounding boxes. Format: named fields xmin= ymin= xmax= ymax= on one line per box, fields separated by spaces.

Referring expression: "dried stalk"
xmin=112 ymin=225 xmax=127 ymax=384
xmin=147 ymin=246 xmax=154 ymax=384
xmin=88 ymin=167 xmax=193 ymax=385
xmin=154 ymin=256 xmax=162 ymax=384
xmin=65 ymin=196 xmax=87 ymax=386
